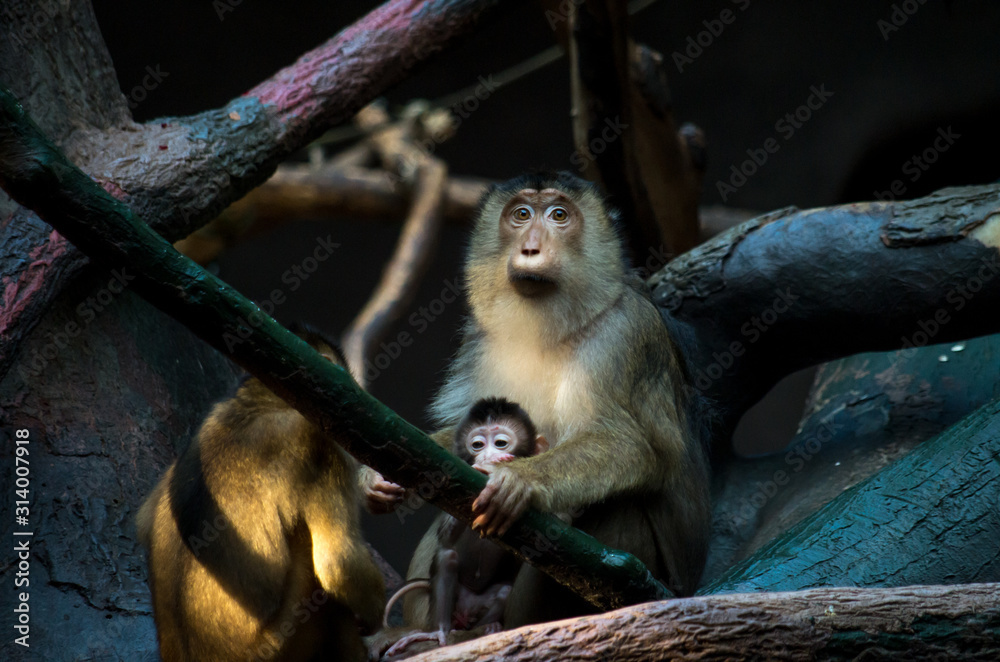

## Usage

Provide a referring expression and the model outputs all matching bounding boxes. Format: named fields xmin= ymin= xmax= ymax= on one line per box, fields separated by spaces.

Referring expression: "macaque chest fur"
xmin=474 ymin=330 xmax=594 ymax=442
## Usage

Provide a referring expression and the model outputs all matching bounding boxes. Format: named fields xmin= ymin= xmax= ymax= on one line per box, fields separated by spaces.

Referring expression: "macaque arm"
xmin=305 ymin=502 xmax=385 ymax=631
xmin=358 ymin=465 xmax=405 ymax=514
xmin=434 ymin=548 xmax=459 ymax=634
xmin=430 ymin=426 xmax=456 ymax=451
xmin=474 ymin=403 xmax=681 ymax=535
xmin=404 ymin=514 xmax=447 ymax=628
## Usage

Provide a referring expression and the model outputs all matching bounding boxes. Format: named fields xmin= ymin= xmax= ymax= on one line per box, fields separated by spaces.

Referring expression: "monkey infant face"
xmin=500 ymin=188 xmax=583 ymax=298
xmin=465 ymin=422 xmax=521 ymax=474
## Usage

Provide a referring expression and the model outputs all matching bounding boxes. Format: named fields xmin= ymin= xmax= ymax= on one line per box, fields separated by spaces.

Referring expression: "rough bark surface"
xmin=652 ymin=185 xmax=1000 ymax=443
xmin=703 ymin=394 xmax=1000 ymax=595
xmin=703 ymin=333 xmax=1000 ymax=586
xmin=406 ymin=584 xmax=1000 ymax=661
xmin=0 ymin=0 xmax=511 ymax=378
xmin=0 ymin=277 xmax=243 ymax=661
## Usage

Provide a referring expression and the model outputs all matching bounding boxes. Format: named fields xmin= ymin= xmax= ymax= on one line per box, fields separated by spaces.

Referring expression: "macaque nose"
xmin=521 ymin=226 xmax=543 ymax=257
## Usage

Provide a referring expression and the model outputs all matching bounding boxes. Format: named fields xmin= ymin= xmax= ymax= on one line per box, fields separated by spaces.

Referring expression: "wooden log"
xmin=704 ymin=334 xmax=1000 ymax=586
xmin=652 ymin=186 xmax=1000 ymax=444
xmin=703 ymin=394 xmax=1000 ymax=595
xmin=408 ymin=584 xmax=1000 ymax=662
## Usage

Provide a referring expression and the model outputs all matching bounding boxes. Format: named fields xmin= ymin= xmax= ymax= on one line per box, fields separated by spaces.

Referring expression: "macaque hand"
xmin=360 ymin=468 xmax=405 ymax=513
xmin=471 ymin=454 xmax=514 ymax=475
xmin=471 ymin=465 xmax=533 ymax=536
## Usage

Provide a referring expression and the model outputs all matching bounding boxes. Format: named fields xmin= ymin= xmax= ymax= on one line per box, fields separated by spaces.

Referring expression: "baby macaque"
xmin=383 ymin=398 xmax=546 ymax=657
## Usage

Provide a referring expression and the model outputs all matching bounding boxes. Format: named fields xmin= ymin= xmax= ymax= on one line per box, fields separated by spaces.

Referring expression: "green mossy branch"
xmin=0 ymin=82 xmax=671 ymax=610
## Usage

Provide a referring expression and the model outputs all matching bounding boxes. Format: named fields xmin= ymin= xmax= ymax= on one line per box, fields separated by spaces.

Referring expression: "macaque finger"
xmin=472 ymin=481 xmax=499 ymax=514
xmin=374 ymin=480 xmax=405 ymax=497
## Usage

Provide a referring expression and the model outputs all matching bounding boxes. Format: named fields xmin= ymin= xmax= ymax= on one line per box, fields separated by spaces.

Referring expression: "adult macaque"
xmin=384 ymin=398 xmax=546 ymax=657
xmin=136 ymin=326 xmax=385 ymax=662
xmin=405 ymin=172 xmax=710 ymax=628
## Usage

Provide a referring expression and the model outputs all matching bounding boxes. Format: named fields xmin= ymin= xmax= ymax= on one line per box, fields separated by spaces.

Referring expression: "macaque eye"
xmin=512 ymin=206 xmax=532 ymax=222
xmin=470 ymin=435 xmax=487 ymax=452
xmin=548 ymin=206 xmax=568 ymax=224
xmin=494 ymin=433 xmax=511 ymax=449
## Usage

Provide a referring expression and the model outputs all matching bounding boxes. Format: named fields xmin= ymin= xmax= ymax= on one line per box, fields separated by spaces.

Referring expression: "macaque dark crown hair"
xmin=483 ymin=171 xmax=620 ymax=221
xmin=462 ymin=397 xmax=538 ymax=441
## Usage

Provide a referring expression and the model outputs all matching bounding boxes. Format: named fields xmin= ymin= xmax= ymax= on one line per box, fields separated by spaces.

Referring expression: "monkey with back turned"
xmin=136 ymin=326 xmax=385 ymax=662
xmin=379 ymin=397 xmax=547 ymax=658
xmin=403 ymin=172 xmax=710 ymax=628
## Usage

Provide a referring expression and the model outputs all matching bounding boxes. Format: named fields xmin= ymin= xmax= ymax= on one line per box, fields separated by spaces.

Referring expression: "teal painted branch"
xmin=701 ymin=394 xmax=1000 ymax=595
xmin=0 ymin=83 xmax=670 ymax=610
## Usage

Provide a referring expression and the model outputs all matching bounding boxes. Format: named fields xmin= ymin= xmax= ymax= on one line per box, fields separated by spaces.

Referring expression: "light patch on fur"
xmin=969 ymin=212 xmax=1000 ymax=249
xmin=474 ymin=332 xmax=591 ymax=445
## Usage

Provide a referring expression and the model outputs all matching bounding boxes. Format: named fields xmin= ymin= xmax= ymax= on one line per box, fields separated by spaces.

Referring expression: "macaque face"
xmin=465 ymin=421 xmax=525 ymax=474
xmin=499 ymin=188 xmax=584 ymax=298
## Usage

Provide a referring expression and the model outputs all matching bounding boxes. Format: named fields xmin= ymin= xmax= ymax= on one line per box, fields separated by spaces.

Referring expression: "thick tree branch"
xmin=408 ymin=584 xmax=1000 ymax=661
xmin=568 ymin=0 xmax=703 ymax=259
xmin=701 ymin=393 xmax=1000 ymax=595
xmin=0 ymin=0 xmax=513 ymax=378
xmin=703 ymin=333 xmax=1000 ymax=586
xmin=652 ymin=187 xmax=1000 ymax=439
xmin=0 ymin=83 xmax=670 ymax=611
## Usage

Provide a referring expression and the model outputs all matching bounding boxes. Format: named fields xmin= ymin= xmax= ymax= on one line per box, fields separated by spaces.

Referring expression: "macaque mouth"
xmin=508 ymin=270 xmax=557 ymax=298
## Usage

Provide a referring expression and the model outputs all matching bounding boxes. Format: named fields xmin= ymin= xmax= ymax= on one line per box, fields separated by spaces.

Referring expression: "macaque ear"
xmin=533 ymin=434 xmax=549 ymax=455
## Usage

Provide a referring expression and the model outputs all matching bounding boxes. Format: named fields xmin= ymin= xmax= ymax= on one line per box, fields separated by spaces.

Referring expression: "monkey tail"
xmin=382 ymin=579 xmax=431 ymax=629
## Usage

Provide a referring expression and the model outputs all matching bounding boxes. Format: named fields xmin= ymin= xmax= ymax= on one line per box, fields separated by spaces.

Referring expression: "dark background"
xmin=90 ymin=0 xmax=1000 ymax=573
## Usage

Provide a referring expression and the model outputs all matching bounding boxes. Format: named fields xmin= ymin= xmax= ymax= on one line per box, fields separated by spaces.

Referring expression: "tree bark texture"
xmin=0 ymin=274 xmax=243 ymax=661
xmin=703 ymin=392 xmax=1000 ymax=595
xmin=568 ymin=0 xmax=703 ymax=260
xmin=652 ymin=185 xmax=1000 ymax=446
xmin=704 ymin=333 xmax=1000 ymax=586
xmin=0 ymin=0 xmax=513 ymax=378
xmin=406 ymin=584 xmax=1000 ymax=662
